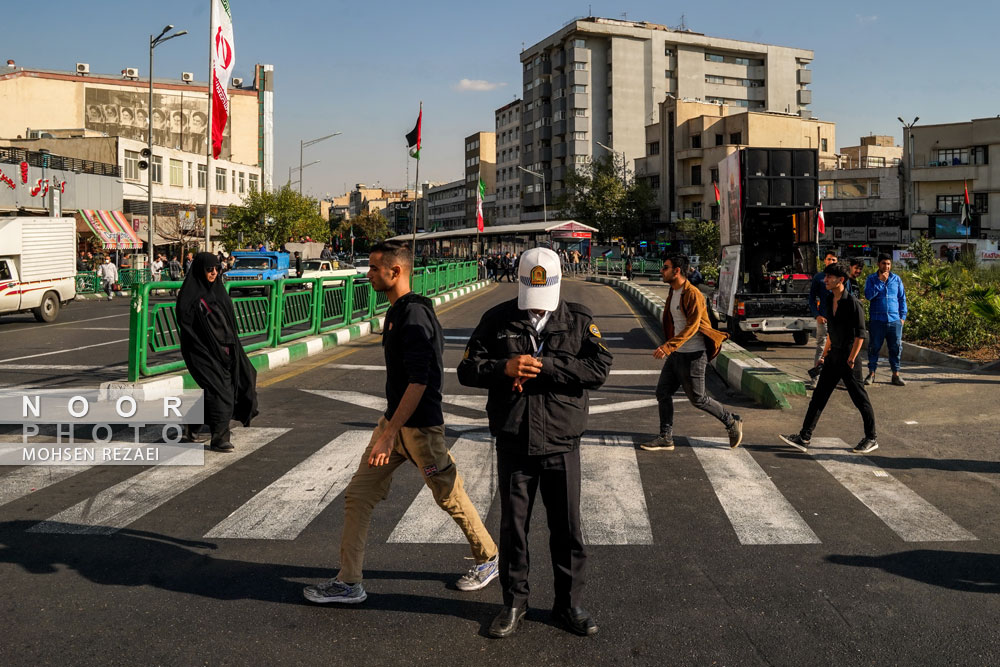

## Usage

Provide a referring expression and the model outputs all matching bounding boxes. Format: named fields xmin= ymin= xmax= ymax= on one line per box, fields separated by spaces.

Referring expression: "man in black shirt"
xmin=780 ymin=262 xmax=878 ymax=454
xmin=304 ymin=241 xmax=498 ymax=606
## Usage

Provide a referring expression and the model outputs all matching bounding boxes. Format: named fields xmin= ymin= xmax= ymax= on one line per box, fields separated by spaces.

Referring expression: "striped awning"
xmin=78 ymin=210 xmax=142 ymax=250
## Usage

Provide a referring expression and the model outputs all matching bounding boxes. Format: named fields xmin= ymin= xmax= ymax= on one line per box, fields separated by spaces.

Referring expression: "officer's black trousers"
xmin=496 ymin=446 xmax=586 ymax=609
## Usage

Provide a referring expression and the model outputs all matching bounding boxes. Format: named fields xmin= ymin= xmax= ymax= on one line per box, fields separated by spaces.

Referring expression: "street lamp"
xmin=146 ymin=24 xmax=187 ymax=260
xmin=518 ymin=165 xmax=546 ymax=224
xmin=596 ymin=140 xmax=627 ymax=185
xmin=299 ymin=132 xmax=341 ymax=194
xmin=898 ymin=116 xmax=919 ymax=243
xmin=289 ymin=160 xmax=320 ymax=188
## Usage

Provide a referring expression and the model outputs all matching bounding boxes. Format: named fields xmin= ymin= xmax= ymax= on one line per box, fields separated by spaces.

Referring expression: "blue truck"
xmin=224 ymin=250 xmax=290 ymax=293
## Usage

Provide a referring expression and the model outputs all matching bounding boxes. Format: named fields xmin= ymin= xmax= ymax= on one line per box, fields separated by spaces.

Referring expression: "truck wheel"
xmin=33 ymin=291 xmax=60 ymax=323
xmin=793 ymin=331 xmax=810 ymax=345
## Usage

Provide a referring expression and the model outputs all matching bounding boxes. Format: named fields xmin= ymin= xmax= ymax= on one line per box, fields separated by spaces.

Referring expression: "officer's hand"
xmin=653 ymin=345 xmax=670 ymax=360
xmin=505 ymin=355 xmax=542 ymax=379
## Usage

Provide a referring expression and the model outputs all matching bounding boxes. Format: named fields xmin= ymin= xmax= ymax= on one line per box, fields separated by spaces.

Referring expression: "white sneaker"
xmin=456 ymin=554 xmax=499 ymax=592
xmin=303 ymin=578 xmax=367 ymax=604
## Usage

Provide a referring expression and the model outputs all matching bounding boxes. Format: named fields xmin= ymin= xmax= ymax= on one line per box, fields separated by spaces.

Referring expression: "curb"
xmin=586 ymin=276 xmax=804 ymax=409
xmin=101 ymin=280 xmax=490 ymax=400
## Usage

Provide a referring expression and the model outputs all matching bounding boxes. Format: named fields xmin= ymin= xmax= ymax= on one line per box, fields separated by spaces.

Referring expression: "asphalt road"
xmin=1 ymin=279 xmax=998 ymax=666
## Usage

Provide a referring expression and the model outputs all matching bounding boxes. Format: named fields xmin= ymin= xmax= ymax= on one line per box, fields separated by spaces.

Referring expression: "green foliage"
xmin=908 ymin=233 xmax=935 ymax=268
xmin=676 ymin=218 xmax=720 ymax=265
xmin=556 ymin=154 xmax=655 ymax=242
xmin=220 ymin=186 xmax=329 ymax=251
xmin=909 ymin=265 xmax=953 ymax=293
xmin=700 ymin=263 xmax=720 ymax=283
xmin=967 ymin=285 xmax=1000 ymax=326
xmin=333 ymin=210 xmax=392 ymax=253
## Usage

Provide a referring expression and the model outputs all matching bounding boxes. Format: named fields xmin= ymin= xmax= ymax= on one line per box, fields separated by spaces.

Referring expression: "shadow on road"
xmin=826 ymin=549 xmax=1000 ymax=593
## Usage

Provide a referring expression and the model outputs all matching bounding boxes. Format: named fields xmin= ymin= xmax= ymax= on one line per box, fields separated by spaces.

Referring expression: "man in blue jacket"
xmin=864 ymin=253 xmax=908 ymax=386
xmin=808 ymin=251 xmax=839 ymax=389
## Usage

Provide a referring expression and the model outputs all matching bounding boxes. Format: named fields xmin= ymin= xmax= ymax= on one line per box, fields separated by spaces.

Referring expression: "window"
xmin=715 ymin=133 xmax=723 ymax=146
xmin=836 ymin=180 xmax=868 ymax=199
xmin=821 ymin=138 xmax=828 ymax=152
xmin=665 ymin=70 xmax=673 ymax=78
xmin=574 ymin=155 xmax=589 ymax=164
xmin=572 ymin=84 xmax=587 ymax=94
xmin=711 ymin=205 xmax=720 ymax=221
xmin=705 ymin=53 xmax=724 ymax=63
xmin=664 ymin=47 xmax=674 ymax=56
xmin=169 ymin=159 xmax=183 ymax=187
xmin=150 ymin=156 xmax=162 ymax=184
xmin=572 ymin=39 xmax=585 ymax=48
xmin=216 ymin=167 xmax=227 ymax=192
xmin=573 ymin=108 xmax=586 ymax=117
xmin=197 ymin=163 xmax=207 ymax=189
xmin=239 ymin=172 xmax=245 ymax=194
xmin=690 ymin=165 xmax=702 ymax=186
xmin=573 ymin=62 xmax=586 ymax=70
xmin=691 ymin=134 xmax=701 ymax=149
xmin=937 ymin=195 xmax=962 ymax=213
xmin=972 ymin=145 xmax=989 ymax=165
xmin=869 ymin=181 xmax=879 ymax=197
xmin=705 ymin=75 xmax=725 ymax=84
xmin=710 ymin=168 xmax=719 ymax=183
xmin=124 ymin=150 xmax=140 ymax=181
xmin=231 ymin=170 xmax=236 ymax=193
xmin=864 ymin=156 xmax=886 ymax=168
xmin=650 ymin=174 xmax=661 ymax=189
xmin=553 ymin=110 xmax=565 ymax=121
xmin=692 ymin=202 xmax=703 ymax=219
xmin=573 ymin=131 xmax=587 ymax=140
xmin=974 ymin=192 xmax=989 ymax=213
xmin=937 ymin=148 xmax=969 ymax=166
xmin=187 ymin=162 xmax=193 ymax=187
xmin=729 ymin=132 xmax=742 ymax=145
xmin=818 ymin=181 xmax=833 ymax=198
xmin=648 ymin=141 xmax=660 ymax=155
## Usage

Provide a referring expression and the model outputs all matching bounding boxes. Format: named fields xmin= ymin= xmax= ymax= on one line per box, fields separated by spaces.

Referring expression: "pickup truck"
xmin=0 ymin=217 xmax=77 ymax=323
xmin=298 ymin=259 xmax=357 ymax=280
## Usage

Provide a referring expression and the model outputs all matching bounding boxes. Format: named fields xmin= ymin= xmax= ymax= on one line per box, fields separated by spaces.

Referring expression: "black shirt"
xmin=824 ymin=289 xmax=866 ymax=353
xmin=382 ymin=291 xmax=444 ymax=427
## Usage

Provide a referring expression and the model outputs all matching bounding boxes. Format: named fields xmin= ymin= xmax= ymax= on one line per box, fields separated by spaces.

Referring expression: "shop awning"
xmin=78 ymin=210 xmax=142 ymax=250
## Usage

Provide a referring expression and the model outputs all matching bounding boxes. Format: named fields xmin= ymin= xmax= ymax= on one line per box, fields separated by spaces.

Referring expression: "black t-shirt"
xmin=824 ymin=290 xmax=867 ymax=352
xmin=382 ymin=291 xmax=444 ymax=427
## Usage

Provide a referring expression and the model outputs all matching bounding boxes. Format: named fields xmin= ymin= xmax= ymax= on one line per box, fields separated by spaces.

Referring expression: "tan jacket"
xmin=661 ymin=279 xmax=728 ymax=360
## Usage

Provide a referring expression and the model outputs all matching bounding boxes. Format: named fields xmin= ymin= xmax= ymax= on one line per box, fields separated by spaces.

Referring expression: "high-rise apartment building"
xmin=518 ymin=16 xmax=814 ymax=221
xmin=495 ymin=99 xmax=522 ymax=225
xmin=464 ymin=131 xmax=495 ymax=227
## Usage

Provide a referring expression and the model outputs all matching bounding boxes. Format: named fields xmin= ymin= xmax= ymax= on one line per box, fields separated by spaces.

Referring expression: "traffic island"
xmin=587 ymin=275 xmax=805 ymax=409
xmin=101 ymin=280 xmax=491 ymax=401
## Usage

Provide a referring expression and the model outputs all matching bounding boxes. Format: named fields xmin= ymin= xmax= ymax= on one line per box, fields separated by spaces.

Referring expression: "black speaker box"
xmin=770 ymin=178 xmax=793 ymax=206
xmin=745 ymin=149 xmax=768 ymax=177
xmin=769 ymin=150 xmax=792 ymax=177
xmin=794 ymin=179 xmax=816 ymax=207
xmin=792 ymin=150 xmax=815 ymax=177
xmin=746 ymin=178 xmax=770 ymax=206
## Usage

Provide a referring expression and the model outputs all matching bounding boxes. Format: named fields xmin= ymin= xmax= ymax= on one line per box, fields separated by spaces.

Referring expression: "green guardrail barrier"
xmin=127 ymin=261 xmax=478 ymax=381
xmin=75 ymin=272 xmax=100 ymax=294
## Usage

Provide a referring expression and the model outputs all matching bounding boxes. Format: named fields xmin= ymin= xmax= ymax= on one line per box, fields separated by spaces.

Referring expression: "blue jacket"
xmin=809 ymin=272 xmax=830 ymax=317
xmin=865 ymin=272 xmax=907 ymax=322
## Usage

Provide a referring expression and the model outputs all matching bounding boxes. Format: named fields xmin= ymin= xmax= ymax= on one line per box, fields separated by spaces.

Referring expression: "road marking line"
xmin=71 ymin=327 xmax=131 ymax=331
xmin=0 ymin=338 xmax=130 ymax=364
xmin=323 ymin=363 xmax=661 ymax=376
xmin=0 ymin=313 xmax=128 ymax=336
xmin=0 ymin=364 xmax=127 ymax=372
xmin=606 ymin=286 xmax=662 ymax=347
xmin=28 ymin=428 xmax=289 ymax=535
xmin=0 ymin=466 xmax=94 ymax=507
xmin=810 ymin=437 xmax=976 ymax=542
xmin=580 ymin=435 xmax=654 ymax=545
xmin=690 ymin=437 xmax=821 ymax=545
xmin=388 ymin=431 xmax=496 ymax=544
xmin=302 ymin=389 xmax=488 ymax=426
xmin=204 ymin=430 xmax=372 ymax=540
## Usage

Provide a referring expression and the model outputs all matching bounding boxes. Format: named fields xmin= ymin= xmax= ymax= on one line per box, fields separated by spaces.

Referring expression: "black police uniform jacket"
xmin=457 ymin=298 xmax=613 ymax=456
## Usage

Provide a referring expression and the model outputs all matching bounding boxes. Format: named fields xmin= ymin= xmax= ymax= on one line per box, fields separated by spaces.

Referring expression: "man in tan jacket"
xmin=642 ymin=254 xmax=743 ymax=451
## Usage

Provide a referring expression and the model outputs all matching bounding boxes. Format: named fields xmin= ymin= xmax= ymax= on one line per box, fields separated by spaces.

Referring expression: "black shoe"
xmin=182 ymin=426 xmax=210 ymax=443
xmin=779 ymin=433 xmax=810 ymax=452
xmin=853 ymin=438 xmax=879 ymax=454
xmin=489 ymin=605 xmax=527 ymax=638
xmin=210 ymin=441 xmax=234 ymax=452
xmin=552 ymin=606 xmax=598 ymax=636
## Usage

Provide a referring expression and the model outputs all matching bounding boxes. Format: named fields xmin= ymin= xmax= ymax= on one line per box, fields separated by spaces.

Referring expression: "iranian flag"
xmin=476 ymin=178 xmax=485 ymax=232
xmin=210 ymin=0 xmax=235 ymax=159
xmin=406 ymin=109 xmax=422 ymax=159
xmin=817 ymin=199 xmax=826 ymax=235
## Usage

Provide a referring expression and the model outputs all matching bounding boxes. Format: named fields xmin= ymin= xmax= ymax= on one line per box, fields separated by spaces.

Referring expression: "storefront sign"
xmin=833 ymin=226 xmax=866 ymax=242
xmin=868 ymin=227 xmax=900 ymax=243
xmin=982 ymin=251 xmax=1000 ymax=261
xmin=0 ymin=169 xmax=14 ymax=190
xmin=551 ymin=231 xmax=592 ymax=239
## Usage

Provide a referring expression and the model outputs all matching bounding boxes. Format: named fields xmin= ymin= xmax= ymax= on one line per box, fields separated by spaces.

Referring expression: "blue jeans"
xmin=868 ymin=319 xmax=903 ymax=373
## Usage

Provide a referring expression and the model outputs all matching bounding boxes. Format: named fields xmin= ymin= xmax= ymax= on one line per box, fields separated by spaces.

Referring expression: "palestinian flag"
xmin=406 ymin=108 xmax=422 ymax=160
xmin=714 ymin=181 xmax=721 ymax=207
xmin=476 ymin=178 xmax=485 ymax=232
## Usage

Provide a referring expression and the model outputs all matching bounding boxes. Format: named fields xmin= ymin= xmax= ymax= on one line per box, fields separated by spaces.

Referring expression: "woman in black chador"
xmin=176 ymin=252 xmax=258 ymax=451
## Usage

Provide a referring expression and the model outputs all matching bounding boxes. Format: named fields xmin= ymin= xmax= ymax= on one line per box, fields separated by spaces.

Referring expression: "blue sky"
xmin=6 ymin=1 xmax=999 ymax=199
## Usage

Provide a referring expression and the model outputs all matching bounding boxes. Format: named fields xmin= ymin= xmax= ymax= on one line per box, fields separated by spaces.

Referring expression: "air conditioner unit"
xmin=182 ymin=72 xmax=194 ymax=82
xmin=125 ymin=67 xmax=139 ymax=79
xmin=232 ymin=77 xmax=243 ymax=88
xmin=76 ymin=63 xmax=90 ymax=74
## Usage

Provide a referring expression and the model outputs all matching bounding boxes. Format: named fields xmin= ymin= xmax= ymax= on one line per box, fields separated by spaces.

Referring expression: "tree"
xmin=219 ymin=185 xmax=329 ymax=251
xmin=676 ymin=218 xmax=721 ymax=265
xmin=556 ymin=154 xmax=655 ymax=243
xmin=333 ymin=210 xmax=392 ymax=254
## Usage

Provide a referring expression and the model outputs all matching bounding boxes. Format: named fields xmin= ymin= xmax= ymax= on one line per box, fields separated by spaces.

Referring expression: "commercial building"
xmin=494 ymin=99 xmax=522 ymax=225
xmin=425 ymin=179 xmax=465 ymax=231
xmin=464 ymin=131 xmax=495 ymax=227
xmin=636 ymin=98 xmax=835 ymax=233
xmin=838 ymin=135 xmax=902 ymax=170
xmin=819 ymin=164 xmax=903 ymax=255
xmin=518 ymin=16 xmax=814 ymax=221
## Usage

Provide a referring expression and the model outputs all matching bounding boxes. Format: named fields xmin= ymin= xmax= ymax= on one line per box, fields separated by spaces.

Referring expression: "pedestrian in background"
xmin=459 ymin=247 xmax=612 ymax=638
xmin=845 ymin=258 xmax=867 ymax=384
xmin=176 ymin=253 xmax=258 ymax=451
xmin=150 ymin=254 xmax=164 ymax=282
xmin=865 ymin=253 xmax=907 ymax=387
xmin=303 ymin=241 xmax=498 ymax=606
xmin=687 ymin=264 xmax=703 ymax=286
xmin=642 ymin=254 xmax=742 ymax=452
xmin=781 ymin=262 xmax=878 ymax=454
xmin=808 ymin=251 xmax=839 ymax=389
xmin=97 ymin=256 xmax=118 ymax=301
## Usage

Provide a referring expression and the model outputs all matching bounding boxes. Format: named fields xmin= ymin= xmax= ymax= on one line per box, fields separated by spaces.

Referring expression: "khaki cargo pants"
xmin=337 ymin=417 xmax=497 ymax=584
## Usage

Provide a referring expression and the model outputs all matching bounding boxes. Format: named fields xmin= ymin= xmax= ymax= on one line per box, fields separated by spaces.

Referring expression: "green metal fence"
xmin=75 ymin=272 xmax=100 ymax=294
xmin=127 ymin=261 xmax=479 ymax=381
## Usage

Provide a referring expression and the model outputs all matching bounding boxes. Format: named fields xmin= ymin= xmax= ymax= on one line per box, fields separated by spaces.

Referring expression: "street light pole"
xmin=299 ymin=132 xmax=341 ymax=195
xmin=518 ymin=166 xmax=546 ymax=224
xmin=898 ymin=116 xmax=919 ymax=244
xmin=146 ymin=25 xmax=187 ymax=261
xmin=289 ymin=160 xmax=319 ymax=189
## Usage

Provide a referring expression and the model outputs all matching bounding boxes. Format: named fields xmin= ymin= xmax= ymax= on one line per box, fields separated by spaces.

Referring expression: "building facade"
xmin=839 ymin=135 xmax=902 ymax=170
xmin=425 ymin=179 xmax=465 ymax=231
xmin=518 ymin=16 xmax=814 ymax=221
xmin=464 ymin=131 xmax=495 ymax=227
xmin=494 ymin=99 xmax=522 ymax=225
xmin=819 ymin=165 xmax=903 ymax=254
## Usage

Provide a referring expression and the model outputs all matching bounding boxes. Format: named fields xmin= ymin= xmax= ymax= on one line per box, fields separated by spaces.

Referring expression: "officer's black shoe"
xmin=552 ymin=606 xmax=598 ymax=636
xmin=488 ymin=605 xmax=527 ymax=638
xmin=182 ymin=425 xmax=209 ymax=443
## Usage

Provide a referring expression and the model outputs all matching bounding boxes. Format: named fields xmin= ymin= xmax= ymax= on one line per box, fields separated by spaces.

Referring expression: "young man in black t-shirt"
xmin=304 ymin=242 xmax=497 ymax=605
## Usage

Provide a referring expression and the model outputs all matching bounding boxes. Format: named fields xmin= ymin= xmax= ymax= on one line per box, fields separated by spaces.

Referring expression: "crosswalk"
xmin=0 ymin=425 xmax=979 ymax=547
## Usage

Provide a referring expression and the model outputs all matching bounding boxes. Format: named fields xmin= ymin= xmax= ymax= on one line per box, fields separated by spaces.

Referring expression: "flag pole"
xmin=410 ymin=101 xmax=421 ymax=260
xmin=205 ymin=1 xmax=214 ymax=252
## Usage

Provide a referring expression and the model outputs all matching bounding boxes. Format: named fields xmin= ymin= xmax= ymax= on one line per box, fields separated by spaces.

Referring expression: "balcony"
xmin=539 ymin=147 xmax=552 ymax=162
xmin=538 ymin=126 xmax=552 ymax=140
xmin=553 ymin=142 xmax=567 ymax=158
xmin=677 ymin=184 xmax=705 ymax=197
xmin=911 ymin=163 xmax=979 ymax=182
xmin=675 ymin=148 xmax=704 ymax=161
xmin=797 ymin=69 xmax=811 ymax=84
xmin=797 ymin=89 xmax=812 ymax=104
xmin=553 ymin=120 xmax=567 ymax=137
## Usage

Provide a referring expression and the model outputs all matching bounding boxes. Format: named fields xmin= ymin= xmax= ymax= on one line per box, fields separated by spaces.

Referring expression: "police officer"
xmin=458 ymin=247 xmax=613 ymax=639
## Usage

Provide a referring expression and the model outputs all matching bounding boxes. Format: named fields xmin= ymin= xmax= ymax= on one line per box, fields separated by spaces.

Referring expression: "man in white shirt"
xmin=97 ymin=256 xmax=119 ymax=301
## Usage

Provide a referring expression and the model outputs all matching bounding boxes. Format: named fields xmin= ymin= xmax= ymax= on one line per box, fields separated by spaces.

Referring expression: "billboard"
xmin=84 ymin=87 xmax=231 ymax=158
xmin=717 ymin=244 xmax=742 ymax=319
xmin=718 ymin=151 xmax=741 ymax=246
